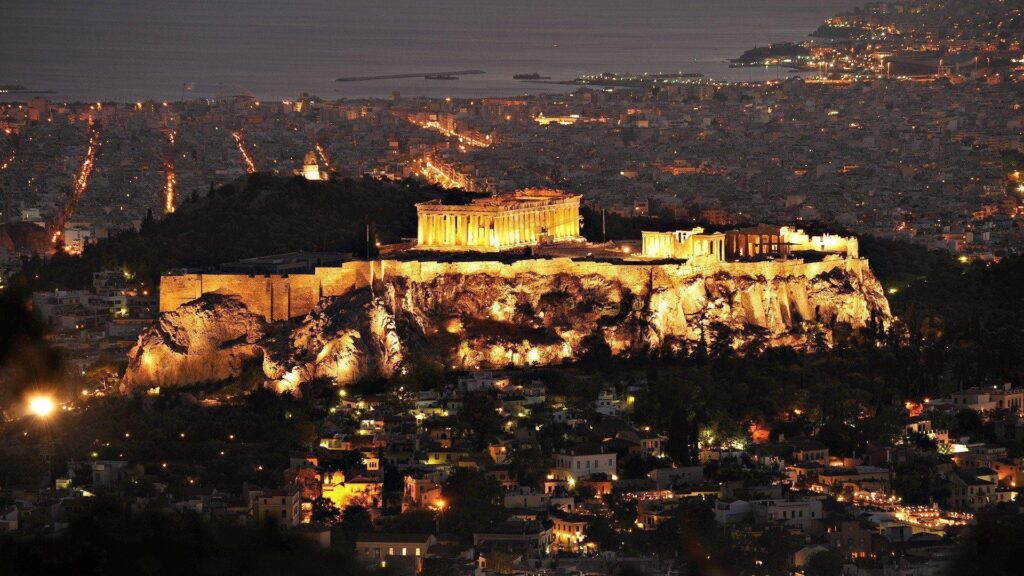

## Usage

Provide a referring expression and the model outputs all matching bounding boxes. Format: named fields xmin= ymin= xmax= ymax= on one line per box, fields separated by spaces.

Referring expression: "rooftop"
xmin=416 ymin=189 xmax=581 ymax=212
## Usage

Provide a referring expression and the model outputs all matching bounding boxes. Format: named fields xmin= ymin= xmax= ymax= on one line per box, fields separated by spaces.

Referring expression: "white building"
xmin=752 ymin=497 xmax=823 ymax=531
xmin=714 ymin=499 xmax=752 ymax=524
xmin=552 ymin=444 xmax=617 ymax=481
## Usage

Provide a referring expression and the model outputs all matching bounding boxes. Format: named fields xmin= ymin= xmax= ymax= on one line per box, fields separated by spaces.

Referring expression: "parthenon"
xmin=415 ymin=189 xmax=583 ymax=251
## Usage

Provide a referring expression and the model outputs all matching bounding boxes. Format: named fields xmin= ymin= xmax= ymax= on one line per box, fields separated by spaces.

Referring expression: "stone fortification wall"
xmin=132 ymin=254 xmax=889 ymax=392
xmin=160 ymin=263 xmax=372 ymax=321
xmin=160 ymin=256 xmax=868 ymax=322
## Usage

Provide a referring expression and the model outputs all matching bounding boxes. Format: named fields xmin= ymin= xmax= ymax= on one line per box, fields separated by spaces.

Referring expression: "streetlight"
xmin=28 ymin=395 xmax=55 ymax=418
xmin=27 ymin=394 xmax=58 ymax=486
xmin=435 ymin=499 xmax=446 ymax=533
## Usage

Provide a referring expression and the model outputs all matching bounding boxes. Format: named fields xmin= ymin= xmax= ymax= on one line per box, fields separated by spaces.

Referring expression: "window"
xmin=415 ymin=548 xmax=421 ymax=557
xmin=389 ymin=547 xmax=394 ymax=556
xmin=402 ymin=548 xmax=407 ymax=556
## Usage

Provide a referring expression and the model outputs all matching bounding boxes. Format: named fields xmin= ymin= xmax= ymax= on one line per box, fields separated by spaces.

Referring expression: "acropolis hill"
xmin=124 ymin=190 xmax=891 ymax=393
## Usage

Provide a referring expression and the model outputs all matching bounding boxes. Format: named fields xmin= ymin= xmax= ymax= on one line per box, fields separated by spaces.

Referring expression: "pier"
xmin=337 ymin=70 xmax=484 ymax=82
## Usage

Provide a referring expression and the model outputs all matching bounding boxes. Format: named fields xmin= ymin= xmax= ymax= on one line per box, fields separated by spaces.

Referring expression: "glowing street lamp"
xmin=434 ymin=499 xmax=447 ymax=534
xmin=28 ymin=395 xmax=56 ymax=418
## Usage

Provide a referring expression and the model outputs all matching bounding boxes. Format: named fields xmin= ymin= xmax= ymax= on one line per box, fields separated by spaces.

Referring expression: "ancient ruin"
xmin=125 ymin=191 xmax=891 ymax=393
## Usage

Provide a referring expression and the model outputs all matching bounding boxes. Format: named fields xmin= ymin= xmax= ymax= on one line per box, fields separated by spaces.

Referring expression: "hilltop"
xmin=17 ymin=175 xmax=464 ymax=290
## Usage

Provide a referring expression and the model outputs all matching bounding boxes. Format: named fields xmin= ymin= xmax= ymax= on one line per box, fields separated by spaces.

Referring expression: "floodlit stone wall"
xmin=160 ymin=263 xmax=372 ymax=321
xmin=160 ymin=255 xmax=870 ymax=322
xmin=133 ymin=253 xmax=889 ymax=391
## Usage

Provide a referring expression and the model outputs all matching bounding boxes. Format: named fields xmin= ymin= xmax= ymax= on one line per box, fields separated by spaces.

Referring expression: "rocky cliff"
xmin=123 ymin=294 xmax=268 ymax=388
xmin=123 ymin=257 xmax=891 ymax=393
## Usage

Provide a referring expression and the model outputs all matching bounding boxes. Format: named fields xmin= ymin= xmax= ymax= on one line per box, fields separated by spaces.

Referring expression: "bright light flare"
xmin=28 ymin=395 xmax=56 ymax=417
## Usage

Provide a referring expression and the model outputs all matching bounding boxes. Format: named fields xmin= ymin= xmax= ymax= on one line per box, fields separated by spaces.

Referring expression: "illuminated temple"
xmin=415 ymin=189 xmax=582 ymax=251
xmin=641 ymin=224 xmax=858 ymax=262
xmin=299 ymin=151 xmax=322 ymax=181
xmin=641 ymin=228 xmax=726 ymax=262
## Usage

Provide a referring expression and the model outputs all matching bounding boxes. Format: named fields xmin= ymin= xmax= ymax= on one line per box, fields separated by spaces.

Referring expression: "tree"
xmin=311 ymin=497 xmax=341 ymax=526
xmin=483 ymin=550 xmax=517 ymax=574
xmin=440 ymin=469 xmax=506 ymax=540
xmin=892 ymin=456 xmax=946 ymax=506
xmin=141 ymin=208 xmax=155 ymax=233
xmin=583 ymin=516 xmax=618 ymax=551
xmin=336 ymin=505 xmax=373 ymax=542
xmin=805 ymin=550 xmax=844 ymax=576
xmin=0 ymin=502 xmax=369 ymax=576
xmin=708 ymin=322 xmax=735 ymax=358
xmin=381 ymin=509 xmax=436 ymax=534
xmin=507 ymin=444 xmax=551 ymax=486
xmin=578 ymin=334 xmax=612 ymax=364
xmin=454 ymin=393 xmax=502 ymax=450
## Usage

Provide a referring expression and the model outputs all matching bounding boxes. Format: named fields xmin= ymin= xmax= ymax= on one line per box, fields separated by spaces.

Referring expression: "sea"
xmin=1 ymin=0 xmax=863 ymax=102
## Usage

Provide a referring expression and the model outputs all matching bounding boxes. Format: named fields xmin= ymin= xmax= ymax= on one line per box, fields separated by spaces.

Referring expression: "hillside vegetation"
xmin=17 ymin=175 xmax=455 ymax=290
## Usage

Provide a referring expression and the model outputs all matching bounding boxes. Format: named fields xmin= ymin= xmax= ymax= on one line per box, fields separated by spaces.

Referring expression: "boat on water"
xmin=513 ymin=73 xmax=551 ymax=80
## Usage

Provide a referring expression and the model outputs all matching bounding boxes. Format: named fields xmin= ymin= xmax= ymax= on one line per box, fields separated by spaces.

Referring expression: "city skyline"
xmin=1 ymin=1 xmax=1022 ymax=575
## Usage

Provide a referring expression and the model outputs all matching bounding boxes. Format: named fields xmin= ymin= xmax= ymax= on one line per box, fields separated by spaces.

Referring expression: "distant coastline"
xmin=2 ymin=0 xmax=861 ymax=101
xmin=0 ymin=85 xmax=56 ymax=95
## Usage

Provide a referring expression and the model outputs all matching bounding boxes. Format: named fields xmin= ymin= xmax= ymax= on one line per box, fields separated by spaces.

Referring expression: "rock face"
xmin=123 ymin=294 xmax=268 ymax=390
xmin=262 ymin=290 xmax=414 ymax=391
xmin=123 ymin=257 xmax=891 ymax=393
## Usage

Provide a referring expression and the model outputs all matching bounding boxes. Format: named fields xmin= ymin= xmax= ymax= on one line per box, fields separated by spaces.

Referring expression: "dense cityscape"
xmin=3 ymin=1 xmax=1024 ymax=575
